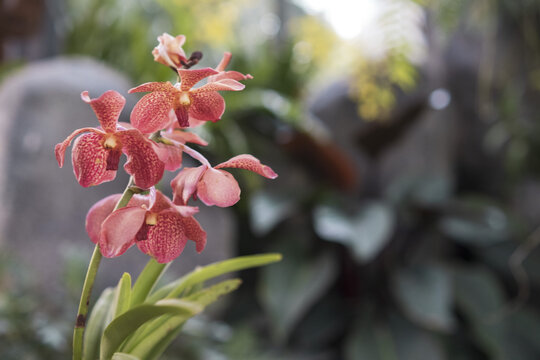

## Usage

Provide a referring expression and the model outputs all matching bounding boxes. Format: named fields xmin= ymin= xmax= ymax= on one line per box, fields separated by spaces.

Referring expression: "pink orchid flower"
xmin=55 ymin=90 xmax=164 ymax=189
xmin=152 ymin=33 xmax=188 ymax=69
xmin=128 ymin=67 xmax=246 ymax=133
xmin=171 ymin=154 xmax=278 ymax=207
xmin=86 ymin=189 xmax=206 ymax=263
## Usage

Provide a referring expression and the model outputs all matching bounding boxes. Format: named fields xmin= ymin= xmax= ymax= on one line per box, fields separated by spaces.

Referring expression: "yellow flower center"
xmin=179 ymin=92 xmax=191 ymax=106
xmin=145 ymin=212 xmax=158 ymax=226
xmin=103 ymin=135 xmax=117 ymax=149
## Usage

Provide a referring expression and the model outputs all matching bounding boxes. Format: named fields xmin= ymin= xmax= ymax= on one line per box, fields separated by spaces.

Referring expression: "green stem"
xmin=72 ymin=178 xmax=138 ymax=360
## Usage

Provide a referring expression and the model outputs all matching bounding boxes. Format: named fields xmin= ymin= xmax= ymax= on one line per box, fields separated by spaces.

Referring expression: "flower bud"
xmin=152 ymin=33 xmax=188 ymax=69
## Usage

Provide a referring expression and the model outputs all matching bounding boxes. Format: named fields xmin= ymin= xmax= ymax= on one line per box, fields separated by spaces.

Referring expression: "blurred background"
xmin=1 ymin=0 xmax=540 ymax=358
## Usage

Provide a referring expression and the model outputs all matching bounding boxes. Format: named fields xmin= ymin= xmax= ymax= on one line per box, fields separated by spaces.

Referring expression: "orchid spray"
xmin=55 ymin=34 xmax=280 ymax=360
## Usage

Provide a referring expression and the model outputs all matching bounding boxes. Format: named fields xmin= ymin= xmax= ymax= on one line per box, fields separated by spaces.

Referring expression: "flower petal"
xmin=152 ymin=33 xmax=187 ymax=68
xmin=85 ymin=194 xmax=122 ymax=244
xmin=117 ymin=129 xmax=165 ymax=189
xmin=189 ymin=91 xmax=225 ymax=122
xmin=72 ymin=133 xmax=117 ymax=187
xmin=81 ymin=90 xmax=126 ymax=133
xmin=216 ymin=154 xmax=278 ymax=179
xmin=194 ymin=79 xmax=245 ymax=92
xmin=55 ymin=127 xmax=101 ymax=167
xmin=174 ymin=105 xmax=190 ymax=128
xmin=128 ymin=81 xmax=177 ymax=94
xmin=171 ymin=166 xmax=207 ymax=205
xmin=150 ymin=190 xmax=174 ymax=213
xmin=130 ymin=91 xmax=177 ymax=134
xmin=164 ymin=129 xmax=208 ymax=146
xmin=182 ymin=216 xmax=207 ymax=253
xmin=208 ymin=71 xmax=253 ymax=83
xmin=137 ymin=210 xmax=188 ymax=263
xmin=177 ymin=68 xmax=219 ymax=91
xmin=153 ymin=142 xmax=183 ymax=171
xmin=197 ymin=168 xmax=241 ymax=207
xmin=100 ymin=206 xmax=147 ymax=258
xmin=215 ymin=52 xmax=232 ymax=72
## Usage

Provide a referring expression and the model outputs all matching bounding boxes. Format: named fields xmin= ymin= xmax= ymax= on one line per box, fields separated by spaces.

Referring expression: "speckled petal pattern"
xmin=72 ymin=133 xmax=116 ymax=187
xmin=189 ymin=91 xmax=225 ymax=121
xmin=138 ymin=210 xmax=188 ymax=263
xmin=117 ymin=129 xmax=165 ymax=189
xmin=130 ymin=91 xmax=177 ymax=134
xmin=216 ymin=154 xmax=278 ymax=179
xmin=55 ymin=127 xmax=102 ymax=167
xmin=81 ymin=90 xmax=126 ymax=133
xmin=182 ymin=216 xmax=207 ymax=253
xmin=177 ymin=68 xmax=219 ymax=91
xmin=128 ymin=81 xmax=177 ymax=94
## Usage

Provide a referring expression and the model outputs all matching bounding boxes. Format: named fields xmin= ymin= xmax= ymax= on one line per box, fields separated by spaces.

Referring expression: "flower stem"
xmin=72 ymin=178 xmax=137 ymax=360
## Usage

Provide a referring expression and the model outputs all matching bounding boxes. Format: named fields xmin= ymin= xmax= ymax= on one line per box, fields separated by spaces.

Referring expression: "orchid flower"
xmin=86 ymin=189 xmax=206 ymax=263
xmin=171 ymin=154 xmax=278 ymax=207
xmin=152 ymin=33 xmax=188 ymax=69
xmin=55 ymin=90 xmax=164 ymax=189
xmin=129 ymin=67 xmax=247 ymax=133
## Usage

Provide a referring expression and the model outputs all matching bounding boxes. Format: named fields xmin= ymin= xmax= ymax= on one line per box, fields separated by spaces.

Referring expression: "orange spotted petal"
xmin=130 ymin=91 xmax=177 ymax=134
xmin=55 ymin=127 xmax=102 ymax=168
xmin=72 ymin=133 xmax=117 ymax=187
xmin=128 ymin=81 xmax=177 ymax=94
xmin=189 ymin=91 xmax=225 ymax=122
xmin=182 ymin=216 xmax=207 ymax=253
xmin=137 ymin=210 xmax=189 ymax=263
xmin=177 ymin=68 xmax=219 ymax=91
xmin=216 ymin=154 xmax=278 ymax=179
xmin=116 ymin=129 xmax=165 ymax=189
xmin=81 ymin=90 xmax=126 ymax=133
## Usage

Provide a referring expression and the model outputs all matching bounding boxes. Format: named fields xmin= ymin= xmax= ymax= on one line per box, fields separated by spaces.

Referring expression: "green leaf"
xmin=250 ymin=191 xmax=296 ymax=236
xmin=131 ymin=259 xmax=169 ymax=307
xmin=344 ymin=315 xmax=397 ymax=360
xmin=314 ymin=202 xmax=395 ymax=263
xmin=439 ymin=197 xmax=512 ymax=246
xmin=111 ymin=273 xmax=132 ymax=320
xmin=100 ymin=299 xmax=202 ymax=360
xmin=392 ymin=264 xmax=455 ymax=332
xmin=128 ymin=279 xmax=242 ymax=359
xmin=259 ymin=248 xmax=338 ymax=343
xmin=147 ymin=253 xmax=281 ymax=302
xmin=344 ymin=311 xmax=444 ymax=360
xmin=83 ymin=288 xmax=115 ymax=360
xmin=111 ymin=353 xmax=140 ymax=360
